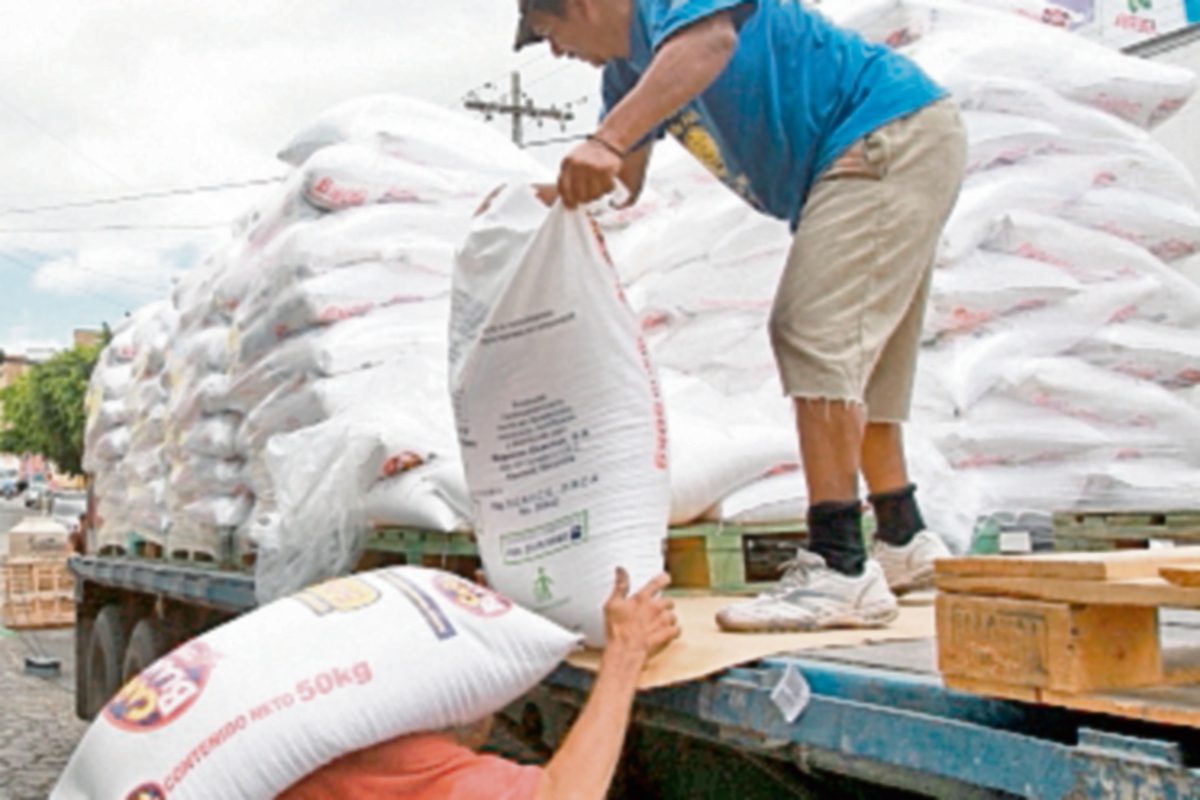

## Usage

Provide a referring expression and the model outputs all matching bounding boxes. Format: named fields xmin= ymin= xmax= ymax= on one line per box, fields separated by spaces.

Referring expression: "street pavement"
xmin=1 ymin=498 xmax=87 ymax=800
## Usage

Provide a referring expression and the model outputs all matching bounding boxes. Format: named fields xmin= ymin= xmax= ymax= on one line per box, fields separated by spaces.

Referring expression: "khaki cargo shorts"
xmin=769 ymin=98 xmax=967 ymax=422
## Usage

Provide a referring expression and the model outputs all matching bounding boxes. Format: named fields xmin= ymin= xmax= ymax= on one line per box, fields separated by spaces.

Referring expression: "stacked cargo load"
xmin=83 ymin=3 xmax=1199 ymax=590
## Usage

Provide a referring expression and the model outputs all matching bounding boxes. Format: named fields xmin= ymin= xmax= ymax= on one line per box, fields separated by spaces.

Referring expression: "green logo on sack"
xmin=533 ymin=568 xmax=555 ymax=603
xmin=500 ymin=511 xmax=589 ymax=565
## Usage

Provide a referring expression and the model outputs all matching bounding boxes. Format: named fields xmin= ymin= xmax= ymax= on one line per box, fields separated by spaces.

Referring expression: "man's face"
xmin=526 ymin=0 xmax=622 ymax=67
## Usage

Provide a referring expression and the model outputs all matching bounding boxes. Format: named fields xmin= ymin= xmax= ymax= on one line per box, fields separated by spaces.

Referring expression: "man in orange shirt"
xmin=280 ymin=568 xmax=680 ymax=800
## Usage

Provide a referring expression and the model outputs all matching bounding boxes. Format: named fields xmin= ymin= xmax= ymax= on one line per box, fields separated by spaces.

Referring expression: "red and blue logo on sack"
xmin=125 ymin=782 xmax=167 ymax=800
xmin=433 ymin=573 xmax=512 ymax=618
xmin=105 ymin=641 xmax=217 ymax=732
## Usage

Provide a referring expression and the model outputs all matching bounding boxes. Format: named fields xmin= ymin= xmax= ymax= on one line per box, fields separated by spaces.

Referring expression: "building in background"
xmin=73 ymin=329 xmax=104 ymax=350
xmin=0 ymin=353 xmax=31 ymax=394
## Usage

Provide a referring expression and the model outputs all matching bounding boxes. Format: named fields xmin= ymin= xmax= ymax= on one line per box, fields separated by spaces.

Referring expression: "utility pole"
xmin=463 ymin=71 xmax=575 ymax=147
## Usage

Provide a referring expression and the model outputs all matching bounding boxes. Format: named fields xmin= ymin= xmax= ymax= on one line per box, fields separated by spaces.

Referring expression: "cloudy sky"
xmin=0 ymin=0 xmax=597 ymax=357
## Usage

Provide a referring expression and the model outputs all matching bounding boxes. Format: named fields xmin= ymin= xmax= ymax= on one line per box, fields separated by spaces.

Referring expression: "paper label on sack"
xmin=999 ymin=530 xmax=1034 ymax=554
xmin=770 ymin=664 xmax=812 ymax=724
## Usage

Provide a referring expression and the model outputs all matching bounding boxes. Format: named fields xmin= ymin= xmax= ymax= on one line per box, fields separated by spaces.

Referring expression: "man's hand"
xmin=533 ymin=183 xmax=559 ymax=207
xmin=558 ymin=138 xmax=624 ymax=209
xmin=535 ymin=569 xmax=680 ymax=800
xmin=603 ymin=569 xmax=680 ymax=662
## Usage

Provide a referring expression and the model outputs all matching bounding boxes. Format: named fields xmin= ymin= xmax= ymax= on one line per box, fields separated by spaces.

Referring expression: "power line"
xmin=524 ymin=62 xmax=575 ymax=90
xmin=0 ymin=223 xmax=228 ymax=234
xmin=0 ymin=177 xmax=285 ymax=218
xmin=453 ymin=51 xmax=552 ymax=108
xmin=0 ymin=96 xmax=135 ymax=190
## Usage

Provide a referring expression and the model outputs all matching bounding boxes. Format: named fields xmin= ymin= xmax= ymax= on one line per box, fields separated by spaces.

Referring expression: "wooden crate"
xmin=1 ymin=557 xmax=75 ymax=630
xmin=935 ymin=547 xmax=1200 ymax=724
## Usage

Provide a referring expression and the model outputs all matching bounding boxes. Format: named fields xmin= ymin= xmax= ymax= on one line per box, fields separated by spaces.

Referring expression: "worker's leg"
xmin=717 ymin=100 xmax=966 ymax=632
xmin=856 ymin=103 xmax=967 ymax=591
xmin=861 ymin=421 xmax=909 ymax=495
xmin=862 ymin=419 xmax=929 ymax=549
xmin=860 ymin=265 xmax=929 ymax=551
xmin=794 ymin=397 xmax=867 ymax=576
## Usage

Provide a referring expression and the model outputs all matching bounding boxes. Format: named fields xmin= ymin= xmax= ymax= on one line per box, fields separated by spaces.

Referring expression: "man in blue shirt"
xmin=515 ymin=0 xmax=966 ymax=631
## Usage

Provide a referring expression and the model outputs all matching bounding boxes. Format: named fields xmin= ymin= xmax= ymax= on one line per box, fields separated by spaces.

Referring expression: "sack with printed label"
xmin=51 ymin=567 xmax=580 ymax=800
xmin=450 ymin=186 xmax=669 ymax=646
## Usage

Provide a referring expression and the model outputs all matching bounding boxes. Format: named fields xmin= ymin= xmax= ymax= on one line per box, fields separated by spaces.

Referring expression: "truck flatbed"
xmin=68 ymin=553 xmax=1200 ymax=798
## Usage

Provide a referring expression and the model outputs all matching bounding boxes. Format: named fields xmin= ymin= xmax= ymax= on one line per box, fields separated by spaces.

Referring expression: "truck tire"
xmin=84 ymin=604 xmax=133 ymax=718
xmin=122 ymin=617 xmax=171 ymax=683
xmin=74 ymin=609 xmax=95 ymax=721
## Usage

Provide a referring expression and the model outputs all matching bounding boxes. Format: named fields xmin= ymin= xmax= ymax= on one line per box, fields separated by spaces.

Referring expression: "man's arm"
xmin=616 ymin=142 xmax=654 ymax=206
xmin=533 ymin=569 xmax=680 ymax=800
xmin=534 ymin=140 xmax=653 ymax=209
xmin=559 ymin=11 xmax=738 ymax=208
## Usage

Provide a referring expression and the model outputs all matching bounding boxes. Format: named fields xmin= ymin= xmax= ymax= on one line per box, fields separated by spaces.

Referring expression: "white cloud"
xmin=0 ymin=330 xmax=63 ymax=362
xmin=32 ymin=243 xmax=193 ymax=300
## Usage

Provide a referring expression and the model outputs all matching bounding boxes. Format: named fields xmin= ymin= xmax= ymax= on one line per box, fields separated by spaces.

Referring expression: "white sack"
xmin=829 ymin=0 xmax=1197 ymax=128
xmin=51 ymin=567 xmax=579 ymax=800
xmin=253 ymin=419 xmax=385 ymax=604
xmin=277 ymin=94 xmax=549 ymax=181
xmin=365 ymin=457 xmax=472 ymax=533
xmin=1070 ymin=321 xmax=1200 ymax=389
xmin=451 ymin=187 xmax=669 ymax=646
xmin=235 ymin=265 xmax=448 ymax=367
xmin=300 ymin=142 xmax=502 ymax=212
xmin=704 ymin=465 xmax=808 ymax=526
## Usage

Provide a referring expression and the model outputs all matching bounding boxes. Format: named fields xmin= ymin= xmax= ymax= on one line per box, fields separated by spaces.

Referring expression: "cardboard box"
xmin=5 ymin=518 xmax=70 ymax=558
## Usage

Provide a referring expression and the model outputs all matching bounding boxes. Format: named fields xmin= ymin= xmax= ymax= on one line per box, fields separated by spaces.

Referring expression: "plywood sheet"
xmin=935 ymin=547 xmax=1200 ymax=582
xmin=566 ymin=594 xmax=935 ymax=689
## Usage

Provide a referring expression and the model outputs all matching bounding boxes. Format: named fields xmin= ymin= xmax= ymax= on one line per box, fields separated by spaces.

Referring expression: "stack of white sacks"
xmin=86 ymin=97 xmax=550 ymax=598
xmin=848 ymin=0 xmax=1200 ymax=519
xmin=84 ymin=1 xmax=1199 ymax=592
xmin=592 ymin=0 xmax=1200 ymax=542
xmin=84 ymin=302 xmax=177 ymax=553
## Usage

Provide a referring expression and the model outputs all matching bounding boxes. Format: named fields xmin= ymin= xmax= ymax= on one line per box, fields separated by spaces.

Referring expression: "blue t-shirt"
xmin=602 ymin=0 xmax=946 ymax=227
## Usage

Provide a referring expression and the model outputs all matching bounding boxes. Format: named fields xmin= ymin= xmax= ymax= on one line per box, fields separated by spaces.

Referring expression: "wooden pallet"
xmin=1053 ymin=509 xmax=1200 ymax=551
xmin=666 ymin=523 xmax=807 ymax=593
xmin=368 ymin=523 xmax=815 ymax=593
xmin=1 ymin=557 xmax=75 ymax=630
xmin=935 ymin=547 xmax=1200 ymax=726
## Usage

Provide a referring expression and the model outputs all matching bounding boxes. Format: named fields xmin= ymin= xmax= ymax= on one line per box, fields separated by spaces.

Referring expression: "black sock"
xmin=806 ymin=500 xmax=865 ymax=577
xmin=870 ymin=484 xmax=925 ymax=547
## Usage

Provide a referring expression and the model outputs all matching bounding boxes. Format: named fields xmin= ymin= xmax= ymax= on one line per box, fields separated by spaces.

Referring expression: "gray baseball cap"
xmin=514 ymin=0 xmax=545 ymax=50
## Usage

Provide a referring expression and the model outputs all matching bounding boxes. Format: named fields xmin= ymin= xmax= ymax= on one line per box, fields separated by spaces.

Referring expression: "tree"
xmin=0 ymin=343 xmax=103 ymax=476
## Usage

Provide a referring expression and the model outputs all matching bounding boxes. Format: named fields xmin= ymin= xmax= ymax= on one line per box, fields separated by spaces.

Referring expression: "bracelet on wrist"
xmin=587 ymin=133 xmax=627 ymax=159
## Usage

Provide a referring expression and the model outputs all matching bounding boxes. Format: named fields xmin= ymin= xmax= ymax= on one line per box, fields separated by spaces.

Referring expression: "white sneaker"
xmin=715 ymin=553 xmax=899 ymax=633
xmin=870 ymin=530 xmax=951 ymax=595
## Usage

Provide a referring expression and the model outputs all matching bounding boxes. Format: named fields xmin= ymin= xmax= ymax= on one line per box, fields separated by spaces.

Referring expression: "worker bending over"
xmin=515 ymin=0 xmax=966 ymax=631
xmin=280 ymin=568 xmax=680 ymax=799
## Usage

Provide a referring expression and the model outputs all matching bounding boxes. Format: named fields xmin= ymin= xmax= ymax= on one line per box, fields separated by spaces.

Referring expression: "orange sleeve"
xmin=440 ymin=752 xmax=543 ymax=800
xmin=278 ymin=735 xmax=543 ymax=800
